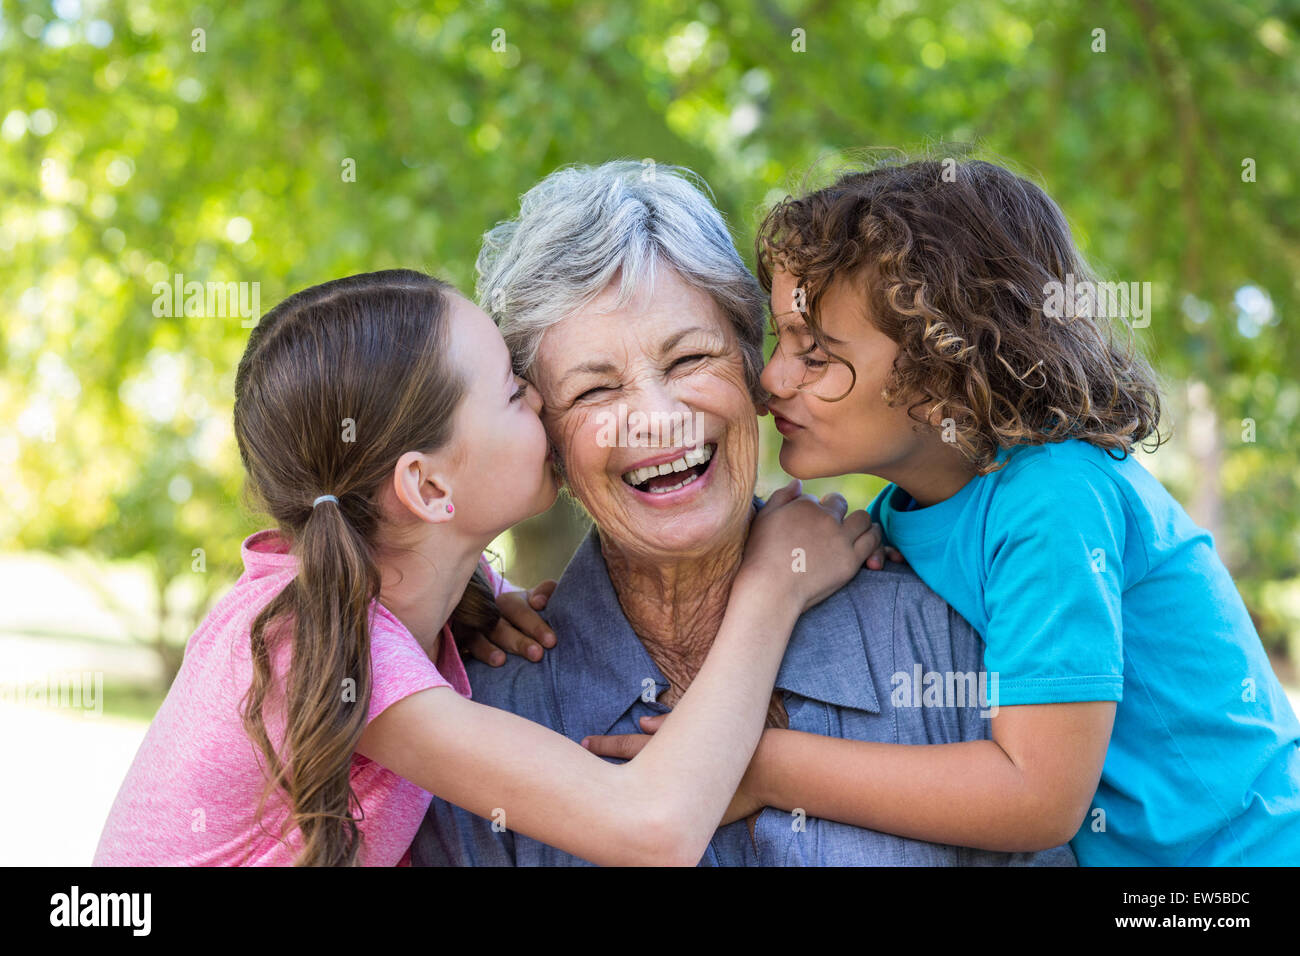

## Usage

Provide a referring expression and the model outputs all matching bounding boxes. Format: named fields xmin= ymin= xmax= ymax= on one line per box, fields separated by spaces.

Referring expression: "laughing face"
xmin=530 ymin=267 xmax=760 ymax=563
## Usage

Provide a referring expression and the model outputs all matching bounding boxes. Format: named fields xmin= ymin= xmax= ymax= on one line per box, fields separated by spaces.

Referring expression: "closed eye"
xmin=510 ymin=383 xmax=529 ymax=402
xmin=671 ymin=353 xmax=709 ymax=369
xmin=795 ymin=345 xmax=828 ymax=369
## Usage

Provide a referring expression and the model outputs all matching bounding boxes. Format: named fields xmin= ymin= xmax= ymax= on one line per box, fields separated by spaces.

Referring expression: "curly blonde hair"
xmin=755 ymin=157 xmax=1167 ymax=474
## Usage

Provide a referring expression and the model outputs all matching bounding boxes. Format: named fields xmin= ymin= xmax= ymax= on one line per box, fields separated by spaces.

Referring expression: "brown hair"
xmin=755 ymin=156 xmax=1166 ymax=473
xmin=232 ymin=269 xmax=500 ymax=866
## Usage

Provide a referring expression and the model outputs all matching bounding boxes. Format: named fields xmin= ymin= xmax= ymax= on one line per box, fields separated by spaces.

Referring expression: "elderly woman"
xmin=412 ymin=162 xmax=1075 ymax=866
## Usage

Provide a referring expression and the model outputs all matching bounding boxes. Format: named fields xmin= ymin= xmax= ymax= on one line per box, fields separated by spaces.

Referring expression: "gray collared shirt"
xmin=412 ymin=498 xmax=1077 ymax=866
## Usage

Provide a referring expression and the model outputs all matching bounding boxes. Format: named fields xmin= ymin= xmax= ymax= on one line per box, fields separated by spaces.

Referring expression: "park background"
xmin=1 ymin=0 xmax=1297 ymax=864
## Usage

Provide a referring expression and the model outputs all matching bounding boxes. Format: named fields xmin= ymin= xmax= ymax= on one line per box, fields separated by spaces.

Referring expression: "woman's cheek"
xmin=548 ymin=409 xmax=599 ymax=486
xmin=698 ymin=357 xmax=750 ymax=397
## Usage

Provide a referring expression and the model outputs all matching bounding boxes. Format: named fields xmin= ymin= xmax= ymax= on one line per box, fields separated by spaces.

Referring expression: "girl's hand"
xmin=740 ymin=479 xmax=880 ymax=613
xmin=462 ymin=580 xmax=558 ymax=666
xmin=582 ymin=714 xmax=766 ymax=824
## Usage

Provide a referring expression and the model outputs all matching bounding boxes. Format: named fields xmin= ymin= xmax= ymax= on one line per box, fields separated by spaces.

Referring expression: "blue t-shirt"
xmin=869 ymin=439 xmax=1300 ymax=865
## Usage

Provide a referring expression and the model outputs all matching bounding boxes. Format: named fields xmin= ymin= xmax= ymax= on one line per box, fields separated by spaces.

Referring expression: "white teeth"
xmin=646 ymin=470 xmax=702 ymax=494
xmin=621 ymin=443 xmax=715 ymax=487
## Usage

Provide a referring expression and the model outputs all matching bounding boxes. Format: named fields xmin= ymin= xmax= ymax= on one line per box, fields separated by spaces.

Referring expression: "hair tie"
xmin=312 ymin=494 xmax=339 ymax=508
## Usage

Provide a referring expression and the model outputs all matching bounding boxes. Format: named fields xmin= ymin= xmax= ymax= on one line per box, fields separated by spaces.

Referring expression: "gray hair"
xmin=475 ymin=160 xmax=767 ymax=400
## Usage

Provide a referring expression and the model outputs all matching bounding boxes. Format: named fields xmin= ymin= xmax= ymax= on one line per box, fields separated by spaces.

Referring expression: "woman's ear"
xmin=392 ymin=450 xmax=454 ymax=524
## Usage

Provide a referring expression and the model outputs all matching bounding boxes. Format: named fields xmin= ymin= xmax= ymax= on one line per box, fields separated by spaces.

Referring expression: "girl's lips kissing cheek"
xmin=618 ymin=443 xmax=719 ymax=506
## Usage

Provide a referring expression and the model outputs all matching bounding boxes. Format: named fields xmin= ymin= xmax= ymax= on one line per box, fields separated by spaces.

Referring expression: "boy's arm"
xmin=757 ymin=462 xmax=1124 ymax=850
xmin=596 ymin=698 xmax=1114 ymax=851
xmin=749 ymin=701 xmax=1114 ymax=852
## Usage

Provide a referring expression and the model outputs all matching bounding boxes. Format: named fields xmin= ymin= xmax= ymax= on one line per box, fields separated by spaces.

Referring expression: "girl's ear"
xmin=392 ymin=450 xmax=454 ymax=524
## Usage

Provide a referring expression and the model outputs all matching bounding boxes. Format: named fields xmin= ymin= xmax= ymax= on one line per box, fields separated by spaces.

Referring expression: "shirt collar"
xmin=544 ymin=496 xmax=879 ymax=738
xmin=241 ymin=529 xmax=297 ymax=579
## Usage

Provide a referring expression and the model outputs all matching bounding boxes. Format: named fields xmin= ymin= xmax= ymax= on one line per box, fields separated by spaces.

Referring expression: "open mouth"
xmin=620 ymin=443 xmax=717 ymax=496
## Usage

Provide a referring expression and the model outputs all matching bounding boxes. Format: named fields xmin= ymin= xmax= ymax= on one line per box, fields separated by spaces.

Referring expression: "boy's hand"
xmin=462 ymin=580 xmax=558 ymax=666
xmin=866 ymin=544 xmax=906 ymax=571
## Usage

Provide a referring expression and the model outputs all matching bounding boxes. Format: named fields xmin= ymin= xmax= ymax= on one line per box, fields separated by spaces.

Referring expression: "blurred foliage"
xmin=1 ymin=0 xmax=1297 ymax=674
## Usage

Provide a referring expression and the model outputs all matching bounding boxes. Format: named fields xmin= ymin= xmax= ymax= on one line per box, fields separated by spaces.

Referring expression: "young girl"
xmin=589 ymin=159 xmax=1300 ymax=865
xmin=93 ymin=269 xmax=879 ymax=867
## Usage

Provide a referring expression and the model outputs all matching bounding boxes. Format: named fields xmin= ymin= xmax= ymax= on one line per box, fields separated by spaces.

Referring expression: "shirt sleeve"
xmin=478 ymin=553 xmax=524 ymax=598
xmin=365 ymin=611 xmax=455 ymax=725
xmin=980 ymin=459 xmax=1127 ymax=707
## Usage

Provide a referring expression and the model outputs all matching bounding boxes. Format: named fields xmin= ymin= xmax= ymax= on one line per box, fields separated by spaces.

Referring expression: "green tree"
xmin=2 ymin=0 xmax=1296 ymax=682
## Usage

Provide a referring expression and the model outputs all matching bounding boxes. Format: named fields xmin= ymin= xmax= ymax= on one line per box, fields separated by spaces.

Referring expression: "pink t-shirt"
xmin=93 ymin=530 xmax=519 ymax=867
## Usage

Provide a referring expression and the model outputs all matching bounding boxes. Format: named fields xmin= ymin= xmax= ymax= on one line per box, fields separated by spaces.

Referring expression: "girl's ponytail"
xmin=243 ymin=495 xmax=381 ymax=866
xmin=234 ymin=270 xmax=469 ymax=865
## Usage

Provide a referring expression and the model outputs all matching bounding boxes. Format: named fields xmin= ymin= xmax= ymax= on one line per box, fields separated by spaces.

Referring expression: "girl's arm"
xmin=361 ymin=581 xmax=794 ymax=866
xmin=356 ymin=483 xmax=880 ymax=866
xmin=744 ymin=700 xmax=1115 ymax=852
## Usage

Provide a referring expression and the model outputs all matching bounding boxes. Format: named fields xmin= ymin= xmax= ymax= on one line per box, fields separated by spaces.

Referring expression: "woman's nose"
xmin=627 ymin=376 xmax=681 ymax=411
xmin=622 ymin=381 xmax=696 ymax=442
